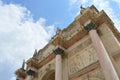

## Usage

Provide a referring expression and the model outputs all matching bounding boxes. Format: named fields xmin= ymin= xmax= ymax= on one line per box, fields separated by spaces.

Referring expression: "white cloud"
xmin=0 ymin=1 xmax=54 ymax=80
xmin=69 ymin=0 xmax=120 ymax=30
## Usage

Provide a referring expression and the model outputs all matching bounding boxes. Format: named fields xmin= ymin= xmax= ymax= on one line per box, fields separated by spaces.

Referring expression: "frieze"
xmin=68 ymin=38 xmax=92 ymax=57
xmin=68 ymin=47 xmax=98 ymax=75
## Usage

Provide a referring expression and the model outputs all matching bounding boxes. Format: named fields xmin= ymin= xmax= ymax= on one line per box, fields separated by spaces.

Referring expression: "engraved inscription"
xmin=68 ymin=47 xmax=98 ymax=75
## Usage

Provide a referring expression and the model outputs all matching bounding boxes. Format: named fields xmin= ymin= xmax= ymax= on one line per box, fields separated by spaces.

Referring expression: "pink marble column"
xmin=84 ymin=21 xmax=119 ymax=80
xmin=55 ymin=54 xmax=62 ymax=80
xmin=54 ymin=47 xmax=64 ymax=80
xmin=25 ymin=75 xmax=32 ymax=80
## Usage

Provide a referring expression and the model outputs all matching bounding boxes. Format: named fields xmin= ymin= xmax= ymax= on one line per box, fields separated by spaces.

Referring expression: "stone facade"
xmin=15 ymin=5 xmax=120 ymax=80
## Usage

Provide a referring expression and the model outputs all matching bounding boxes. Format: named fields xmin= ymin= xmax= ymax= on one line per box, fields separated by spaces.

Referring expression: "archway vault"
xmin=42 ymin=70 xmax=55 ymax=80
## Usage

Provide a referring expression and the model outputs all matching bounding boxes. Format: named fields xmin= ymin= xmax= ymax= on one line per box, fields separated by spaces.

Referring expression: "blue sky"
xmin=0 ymin=0 xmax=120 ymax=80
xmin=3 ymin=0 xmax=73 ymax=29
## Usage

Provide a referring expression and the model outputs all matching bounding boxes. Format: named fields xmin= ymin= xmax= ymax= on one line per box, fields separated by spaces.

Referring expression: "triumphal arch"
xmin=15 ymin=5 xmax=120 ymax=80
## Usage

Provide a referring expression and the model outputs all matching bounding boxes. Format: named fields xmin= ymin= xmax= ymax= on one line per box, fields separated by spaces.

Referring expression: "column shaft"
xmin=55 ymin=54 xmax=62 ymax=80
xmin=25 ymin=75 xmax=32 ymax=80
xmin=89 ymin=30 xmax=119 ymax=80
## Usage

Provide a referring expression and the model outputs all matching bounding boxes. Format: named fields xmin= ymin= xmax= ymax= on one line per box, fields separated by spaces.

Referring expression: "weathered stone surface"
xmin=68 ymin=38 xmax=92 ymax=57
xmin=62 ymin=20 xmax=83 ymax=40
xmin=72 ymin=67 xmax=104 ymax=80
xmin=38 ymin=59 xmax=55 ymax=80
xmin=68 ymin=46 xmax=98 ymax=75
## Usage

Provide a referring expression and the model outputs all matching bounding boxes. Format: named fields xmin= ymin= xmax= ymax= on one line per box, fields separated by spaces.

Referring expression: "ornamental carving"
xmin=68 ymin=47 xmax=98 ymax=75
xmin=69 ymin=38 xmax=92 ymax=57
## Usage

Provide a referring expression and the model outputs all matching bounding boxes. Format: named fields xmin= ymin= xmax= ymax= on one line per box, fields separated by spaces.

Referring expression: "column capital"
xmin=26 ymin=69 xmax=35 ymax=76
xmin=54 ymin=47 xmax=64 ymax=55
xmin=26 ymin=67 xmax=37 ymax=76
xmin=84 ymin=21 xmax=97 ymax=32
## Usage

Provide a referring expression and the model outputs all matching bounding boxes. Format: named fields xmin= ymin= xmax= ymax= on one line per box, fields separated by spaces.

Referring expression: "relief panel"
xmin=68 ymin=46 xmax=98 ymax=75
xmin=68 ymin=38 xmax=92 ymax=57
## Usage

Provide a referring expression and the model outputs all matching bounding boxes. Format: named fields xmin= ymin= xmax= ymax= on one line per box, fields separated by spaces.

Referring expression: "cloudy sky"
xmin=0 ymin=0 xmax=120 ymax=80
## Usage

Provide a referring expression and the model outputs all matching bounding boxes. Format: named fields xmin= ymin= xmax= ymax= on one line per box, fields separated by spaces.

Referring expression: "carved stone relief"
xmin=68 ymin=38 xmax=92 ymax=57
xmin=68 ymin=46 xmax=98 ymax=75
xmin=72 ymin=67 xmax=104 ymax=80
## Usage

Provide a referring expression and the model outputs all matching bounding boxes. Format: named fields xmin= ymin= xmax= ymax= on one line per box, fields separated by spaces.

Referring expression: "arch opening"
xmin=42 ymin=70 xmax=55 ymax=80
